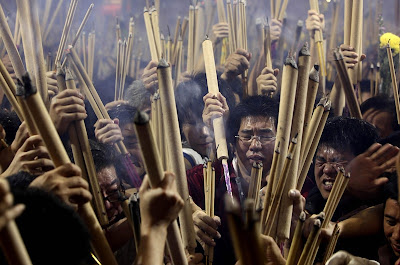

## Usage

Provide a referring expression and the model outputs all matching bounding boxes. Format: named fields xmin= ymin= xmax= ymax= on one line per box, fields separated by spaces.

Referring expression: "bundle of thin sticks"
xmin=114 ymin=17 xmax=135 ymax=101
xmin=42 ymin=0 xmax=65 ymax=42
xmin=57 ymin=67 xmax=109 ymax=227
xmin=247 ymin=162 xmax=263 ymax=211
xmin=134 ymin=110 xmax=188 ymax=265
xmin=309 ymin=0 xmax=326 ymax=77
xmin=16 ymin=72 xmax=117 ymax=265
xmin=66 ymin=46 xmax=142 ymax=188
xmin=143 ymin=6 xmax=162 ymax=62
xmin=333 ymin=49 xmax=362 ymax=119
xmin=297 ymin=169 xmax=350 ymax=265
xmin=226 ymin=196 xmax=265 ymax=265
xmin=347 ymin=0 xmax=364 ymax=86
xmin=270 ymin=0 xmax=290 ymax=21
xmin=203 ymin=160 xmax=216 ymax=265
xmin=386 ymin=43 xmax=400 ymax=125
xmin=216 ymin=0 xmax=228 ymax=65
xmin=226 ymin=0 xmax=248 ymax=96
xmin=187 ymin=4 xmax=196 ymax=72
xmin=322 ymin=223 xmax=341 ymax=264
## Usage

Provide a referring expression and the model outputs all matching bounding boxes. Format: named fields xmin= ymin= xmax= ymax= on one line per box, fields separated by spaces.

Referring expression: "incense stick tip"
xmin=134 ymin=110 xmax=150 ymax=125
xmin=299 ymin=211 xmax=306 ymax=222
xmin=299 ymin=42 xmax=310 ymax=57
xmin=284 ymin=55 xmax=298 ymax=69
xmin=309 ymin=65 xmax=320 ymax=82
xmin=16 ymin=73 xmax=36 ymax=98
xmin=65 ymin=68 xmax=74 ymax=81
xmin=157 ymin=58 xmax=169 ymax=68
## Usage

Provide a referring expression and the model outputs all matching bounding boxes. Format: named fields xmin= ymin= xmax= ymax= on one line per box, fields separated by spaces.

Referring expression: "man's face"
xmin=97 ymin=166 xmax=123 ymax=223
xmin=182 ymin=115 xmax=214 ymax=157
xmin=314 ymin=145 xmax=354 ymax=199
xmin=120 ymin=122 xmax=145 ymax=177
xmin=384 ymin=198 xmax=400 ymax=257
xmin=363 ymin=108 xmax=394 ymax=138
xmin=235 ymin=116 xmax=276 ymax=177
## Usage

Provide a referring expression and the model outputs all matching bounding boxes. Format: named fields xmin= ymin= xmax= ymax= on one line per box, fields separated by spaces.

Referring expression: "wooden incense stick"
xmin=286 ymin=211 xmax=306 ymax=265
xmin=297 ymin=219 xmax=321 ymax=265
xmin=134 ymin=111 xmax=188 ymax=265
xmin=43 ymin=0 xmax=65 ymax=42
xmin=17 ymin=73 xmax=118 ymax=265
xmin=264 ymin=134 xmax=298 ymax=236
xmin=333 ymin=49 xmax=362 ymax=119
xmin=277 ymin=44 xmax=311 ymax=241
xmin=202 ymin=38 xmax=233 ymax=200
xmin=55 ymin=0 xmax=78 ymax=65
xmin=0 ymin=60 xmax=23 ymax=120
xmin=144 ymin=7 xmax=159 ymax=61
xmin=157 ymin=59 xmax=197 ymax=254
xmin=41 ymin=0 xmax=53 ymax=32
xmin=71 ymin=4 xmax=94 ymax=47
xmin=386 ymin=43 xmax=400 ymax=125
xmin=349 ymin=0 xmax=363 ymax=85
xmin=187 ymin=5 xmax=195 ymax=72
xmin=64 ymin=69 xmax=109 ymax=226
xmin=322 ymin=223 xmax=340 ymax=264
xmin=302 ymin=65 xmax=320 ymax=143
xmin=297 ymin=98 xmax=330 ymax=190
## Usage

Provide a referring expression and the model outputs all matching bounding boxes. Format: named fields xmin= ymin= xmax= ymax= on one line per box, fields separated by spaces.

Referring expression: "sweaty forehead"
xmin=316 ymin=145 xmax=354 ymax=161
xmin=239 ymin=116 xmax=276 ymax=132
xmin=97 ymin=166 xmax=118 ymax=188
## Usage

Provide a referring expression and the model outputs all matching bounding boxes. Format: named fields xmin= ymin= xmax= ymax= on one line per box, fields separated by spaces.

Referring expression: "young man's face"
xmin=120 ymin=122 xmax=145 ymax=177
xmin=97 ymin=166 xmax=123 ymax=223
xmin=182 ymin=115 xmax=214 ymax=157
xmin=314 ymin=145 xmax=354 ymax=199
xmin=384 ymin=198 xmax=400 ymax=257
xmin=235 ymin=115 xmax=276 ymax=178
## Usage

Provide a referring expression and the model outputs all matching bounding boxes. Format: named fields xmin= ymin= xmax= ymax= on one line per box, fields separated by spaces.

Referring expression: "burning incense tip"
xmin=157 ymin=58 xmax=169 ymax=68
xmin=299 ymin=43 xmax=310 ymax=56
xmin=309 ymin=65 xmax=320 ymax=82
xmin=16 ymin=73 xmax=35 ymax=98
xmin=299 ymin=211 xmax=306 ymax=221
xmin=134 ymin=111 xmax=150 ymax=125
xmin=284 ymin=55 xmax=298 ymax=69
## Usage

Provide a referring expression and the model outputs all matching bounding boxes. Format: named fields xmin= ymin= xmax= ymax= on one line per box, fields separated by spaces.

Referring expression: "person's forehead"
xmin=238 ymin=116 xmax=275 ymax=130
xmin=316 ymin=145 xmax=354 ymax=160
xmin=97 ymin=166 xmax=118 ymax=187
xmin=385 ymin=199 xmax=400 ymax=219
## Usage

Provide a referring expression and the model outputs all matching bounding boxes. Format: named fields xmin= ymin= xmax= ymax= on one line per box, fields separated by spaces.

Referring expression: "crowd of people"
xmin=0 ymin=0 xmax=399 ymax=264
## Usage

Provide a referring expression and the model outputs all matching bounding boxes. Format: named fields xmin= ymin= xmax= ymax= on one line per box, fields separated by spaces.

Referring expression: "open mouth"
xmin=322 ymin=178 xmax=335 ymax=191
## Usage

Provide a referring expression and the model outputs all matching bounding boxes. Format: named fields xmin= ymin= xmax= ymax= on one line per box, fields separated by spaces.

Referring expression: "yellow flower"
xmin=380 ymin=32 xmax=400 ymax=54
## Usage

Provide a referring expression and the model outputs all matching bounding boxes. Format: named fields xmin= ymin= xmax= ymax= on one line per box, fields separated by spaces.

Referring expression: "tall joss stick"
xmin=17 ymin=73 xmax=117 ymax=265
xmin=286 ymin=212 xmax=306 ymax=265
xmin=134 ymin=111 xmax=188 ymax=265
xmin=309 ymin=0 xmax=326 ymax=76
xmin=386 ymin=43 xmax=400 ymax=125
xmin=115 ymin=40 xmax=121 ymax=101
xmin=277 ymin=44 xmax=311 ymax=241
xmin=187 ymin=5 xmax=195 ymax=72
xmin=202 ymin=38 xmax=234 ymax=200
xmin=349 ymin=0 xmax=363 ymax=85
xmin=143 ymin=7 xmax=159 ymax=61
xmin=43 ymin=0 xmax=65 ymax=42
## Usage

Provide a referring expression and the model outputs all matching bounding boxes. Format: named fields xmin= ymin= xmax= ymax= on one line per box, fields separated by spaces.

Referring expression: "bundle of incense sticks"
xmin=203 ymin=160 xmax=216 ymax=265
xmin=0 ymin=59 xmax=23 ymax=121
xmin=269 ymin=0 xmax=290 ymax=20
xmin=247 ymin=162 xmax=263 ymax=211
xmin=300 ymin=169 xmax=350 ymax=265
xmin=285 ymin=211 xmax=306 ymax=265
xmin=16 ymin=0 xmax=49 ymax=106
xmin=58 ymin=68 xmax=109 ymax=227
xmin=55 ymin=0 xmax=78 ymax=65
xmin=226 ymin=0 xmax=248 ymax=96
xmin=134 ymin=111 xmax=189 ymax=265
xmin=143 ymin=6 xmax=162 ymax=62
xmin=16 ymin=73 xmax=118 ymax=265
xmin=216 ymin=0 xmax=228 ymax=64
xmin=297 ymin=97 xmax=331 ymax=191
xmin=277 ymin=44 xmax=311 ymax=242
xmin=42 ymin=0 xmax=65 ymax=42
xmin=203 ymin=38 xmax=233 ymax=200
xmin=333 ymin=49 xmax=362 ymax=119
xmin=263 ymin=134 xmax=298 ymax=237
xmin=157 ymin=59 xmax=197 ymax=254
xmin=322 ymin=223 xmax=341 ymax=264
xmin=114 ymin=17 xmax=135 ymax=101
xmin=348 ymin=0 xmax=363 ymax=85
xmin=226 ymin=196 xmax=266 ymax=265
xmin=309 ymin=0 xmax=326 ymax=77
xmin=187 ymin=4 xmax=195 ymax=72
xmin=386 ymin=43 xmax=400 ymax=125
xmin=260 ymin=55 xmax=298 ymax=236
xmin=67 ymin=46 xmax=142 ymax=188
xmin=327 ymin=1 xmax=340 ymax=82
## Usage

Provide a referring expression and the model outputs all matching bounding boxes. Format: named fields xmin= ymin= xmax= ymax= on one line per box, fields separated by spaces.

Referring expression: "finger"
xmin=55 ymin=89 xmax=84 ymax=100
xmin=19 ymin=135 xmax=44 ymax=152
xmin=260 ymin=67 xmax=274 ymax=75
xmin=0 ymin=204 xmax=25 ymax=231
xmin=375 ymin=146 xmax=399 ymax=166
xmin=56 ymin=163 xmax=82 ymax=177
xmin=372 ymin=177 xmax=389 ymax=187
xmin=212 ymin=215 xmax=221 ymax=226
xmin=61 ymin=113 xmax=88 ymax=122
xmin=94 ymin=119 xmax=114 ymax=129
xmin=160 ymin=171 xmax=176 ymax=190
xmin=370 ymin=144 xmax=395 ymax=163
xmin=234 ymin=48 xmax=250 ymax=59
xmin=23 ymin=158 xmax=55 ymax=170
xmin=195 ymin=226 xmax=216 ymax=246
xmin=54 ymin=95 xmax=85 ymax=108
xmin=199 ymin=214 xmax=220 ymax=231
xmin=58 ymin=104 xmax=87 ymax=114
xmin=363 ymin=143 xmax=382 ymax=157
xmin=0 ymin=193 xmax=13 ymax=215
xmin=67 ymin=187 xmax=93 ymax=204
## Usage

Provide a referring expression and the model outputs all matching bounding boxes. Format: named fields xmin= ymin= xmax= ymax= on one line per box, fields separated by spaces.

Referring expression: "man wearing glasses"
xmin=187 ymin=95 xmax=279 ymax=265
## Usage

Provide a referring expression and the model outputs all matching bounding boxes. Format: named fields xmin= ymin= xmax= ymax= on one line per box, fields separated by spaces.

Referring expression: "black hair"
xmin=360 ymin=95 xmax=400 ymax=132
xmin=108 ymin=103 xmax=137 ymax=128
xmin=0 ymin=186 xmax=92 ymax=265
xmin=0 ymin=110 xmax=21 ymax=145
xmin=384 ymin=172 xmax=398 ymax=202
xmin=318 ymin=116 xmax=379 ymax=156
xmin=88 ymin=140 xmax=119 ymax=172
xmin=175 ymin=72 xmax=236 ymax=140
xmin=226 ymin=95 xmax=279 ymax=146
